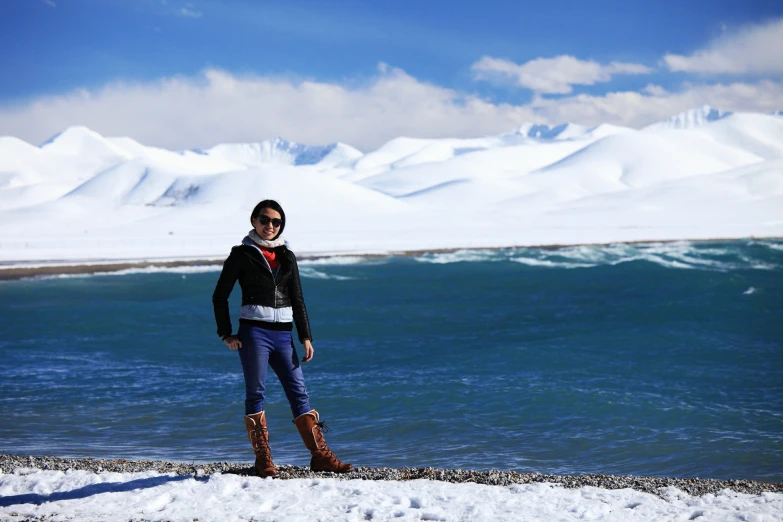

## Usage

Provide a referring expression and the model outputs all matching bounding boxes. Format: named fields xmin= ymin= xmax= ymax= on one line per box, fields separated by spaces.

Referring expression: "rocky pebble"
xmin=2 ymin=454 xmax=781 ymax=499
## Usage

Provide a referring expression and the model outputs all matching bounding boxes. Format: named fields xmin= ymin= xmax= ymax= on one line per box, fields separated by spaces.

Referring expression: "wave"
xmin=510 ymin=258 xmax=595 ymax=269
xmin=24 ymin=264 xmax=223 ymax=280
xmin=414 ymin=250 xmax=502 ymax=264
xmin=298 ymin=267 xmax=355 ymax=280
xmin=751 ymin=240 xmax=783 ymax=252
xmin=299 ymin=256 xmax=375 ymax=266
xmin=413 ymin=240 xmax=782 ymax=271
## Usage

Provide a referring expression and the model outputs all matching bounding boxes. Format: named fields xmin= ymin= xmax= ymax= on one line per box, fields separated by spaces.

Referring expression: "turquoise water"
xmin=1 ymin=240 xmax=781 ymax=481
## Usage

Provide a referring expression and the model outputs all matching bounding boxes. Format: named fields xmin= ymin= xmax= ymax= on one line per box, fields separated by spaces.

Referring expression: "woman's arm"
xmin=212 ymin=248 xmax=240 ymax=339
xmin=287 ymin=250 xmax=313 ymax=344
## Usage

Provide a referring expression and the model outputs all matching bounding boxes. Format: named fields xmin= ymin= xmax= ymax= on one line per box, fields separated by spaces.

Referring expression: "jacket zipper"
xmin=256 ymin=249 xmax=278 ymax=311
xmin=243 ymin=246 xmax=282 ymax=318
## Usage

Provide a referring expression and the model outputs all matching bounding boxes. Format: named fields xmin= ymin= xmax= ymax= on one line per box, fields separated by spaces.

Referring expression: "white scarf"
xmin=247 ymin=229 xmax=286 ymax=248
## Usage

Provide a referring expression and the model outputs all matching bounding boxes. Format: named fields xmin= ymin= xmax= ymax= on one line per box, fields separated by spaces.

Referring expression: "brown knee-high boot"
xmin=244 ymin=411 xmax=278 ymax=478
xmin=293 ymin=410 xmax=353 ymax=473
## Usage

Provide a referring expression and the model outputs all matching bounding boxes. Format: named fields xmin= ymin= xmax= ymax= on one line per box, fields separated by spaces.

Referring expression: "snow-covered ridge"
xmin=512 ymin=122 xmax=630 ymax=140
xmin=644 ymin=105 xmax=732 ymax=130
xmin=1 ymin=107 xmax=782 ymax=264
xmin=203 ymin=137 xmax=363 ymax=168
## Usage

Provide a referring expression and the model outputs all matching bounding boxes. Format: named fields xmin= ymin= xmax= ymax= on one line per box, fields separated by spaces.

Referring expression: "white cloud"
xmin=0 ymin=68 xmax=537 ymax=151
xmin=43 ymin=0 xmax=56 ymax=7
xmin=663 ymin=17 xmax=783 ymax=74
xmin=643 ymin=84 xmax=668 ymax=97
xmin=530 ymin=80 xmax=783 ymax=128
xmin=0 ymin=67 xmax=780 ymax=151
xmin=471 ymin=55 xmax=653 ymax=94
xmin=179 ymin=7 xmax=202 ymax=18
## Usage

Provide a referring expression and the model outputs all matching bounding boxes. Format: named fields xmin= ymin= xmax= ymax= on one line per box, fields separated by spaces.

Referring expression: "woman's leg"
xmin=237 ymin=324 xmax=273 ymax=415
xmin=267 ymin=331 xmax=352 ymax=472
xmin=237 ymin=325 xmax=278 ymax=477
xmin=267 ymin=330 xmax=312 ymax=418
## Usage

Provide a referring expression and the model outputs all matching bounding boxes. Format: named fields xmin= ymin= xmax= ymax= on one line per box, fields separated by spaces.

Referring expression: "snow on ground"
xmin=0 ymin=105 xmax=782 ymax=266
xmin=1 ymin=469 xmax=781 ymax=522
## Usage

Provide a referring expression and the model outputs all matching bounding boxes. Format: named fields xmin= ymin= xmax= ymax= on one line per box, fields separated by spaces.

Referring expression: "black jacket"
xmin=212 ymin=244 xmax=312 ymax=342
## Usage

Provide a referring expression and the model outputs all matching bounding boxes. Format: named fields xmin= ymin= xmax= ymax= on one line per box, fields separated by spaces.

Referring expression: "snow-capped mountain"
xmin=511 ymin=122 xmax=631 ymax=140
xmin=203 ymin=137 xmax=363 ymax=168
xmin=0 ymin=108 xmax=781 ymax=263
xmin=514 ymin=122 xmax=589 ymax=140
xmin=41 ymin=126 xmax=134 ymax=159
xmin=644 ymin=105 xmax=732 ymax=130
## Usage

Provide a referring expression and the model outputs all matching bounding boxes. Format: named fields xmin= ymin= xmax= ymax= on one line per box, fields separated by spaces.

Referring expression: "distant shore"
xmin=2 ymin=455 xmax=781 ymax=498
xmin=0 ymin=258 xmax=223 ymax=281
xmin=0 ymin=236 xmax=780 ymax=281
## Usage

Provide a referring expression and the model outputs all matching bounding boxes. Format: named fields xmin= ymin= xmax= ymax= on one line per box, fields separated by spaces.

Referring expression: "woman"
xmin=212 ymin=199 xmax=353 ymax=477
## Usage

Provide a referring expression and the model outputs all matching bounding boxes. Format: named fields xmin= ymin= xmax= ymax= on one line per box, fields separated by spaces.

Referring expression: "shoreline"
xmin=2 ymin=455 xmax=781 ymax=498
xmin=0 ymin=258 xmax=223 ymax=281
xmin=1 ymin=236 xmax=780 ymax=281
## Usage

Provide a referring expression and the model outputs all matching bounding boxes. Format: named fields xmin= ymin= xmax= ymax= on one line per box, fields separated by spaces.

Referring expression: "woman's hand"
xmin=302 ymin=339 xmax=314 ymax=363
xmin=223 ymin=335 xmax=242 ymax=351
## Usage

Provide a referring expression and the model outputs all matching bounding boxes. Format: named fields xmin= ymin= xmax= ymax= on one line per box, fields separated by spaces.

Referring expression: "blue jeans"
xmin=237 ymin=324 xmax=311 ymax=418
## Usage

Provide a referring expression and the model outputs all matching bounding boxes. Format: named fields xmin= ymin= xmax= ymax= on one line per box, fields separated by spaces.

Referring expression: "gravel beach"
xmin=2 ymin=454 xmax=780 ymax=499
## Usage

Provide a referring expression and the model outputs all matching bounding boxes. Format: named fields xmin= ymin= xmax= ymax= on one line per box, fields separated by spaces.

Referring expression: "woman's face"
xmin=252 ymin=208 xmax=283 ymax=240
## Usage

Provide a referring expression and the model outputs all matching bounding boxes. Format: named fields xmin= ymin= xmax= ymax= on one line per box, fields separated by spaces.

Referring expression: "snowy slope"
xmin=0 ymin=108 xmax=782 ymax=264
xmin=644 ymin=105 xmax=732 ymax=130
xmin=0 ymin=137 xmax=44 ymax=188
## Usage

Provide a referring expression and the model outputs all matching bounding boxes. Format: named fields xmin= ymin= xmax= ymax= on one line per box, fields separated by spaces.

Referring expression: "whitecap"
xmin=753 ymin=240 xmax=783 ymax=251
xmin=411 ymin=241 xmax=779 ymax=271
xmin=100 ymin=265 xmax=222 ymax=276
xmin=414 ymin=250 xmax=503 ymax=264
xmin=509 ymin=257 xmax=595 ymax=269
xmin=738 ymin=254 xmax=779 ymax=270
xmin=298 ymin=267 xmax=355 ymax=280
xmin=299 ymin=256 xmax=374 ymax=266
xmin=635 ymin=253 xmax=696 ymax=270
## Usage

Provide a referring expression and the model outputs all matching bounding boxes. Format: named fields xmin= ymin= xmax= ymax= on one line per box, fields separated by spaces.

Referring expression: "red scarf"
xmin=261 ymin=247 xmax=279 ymax=270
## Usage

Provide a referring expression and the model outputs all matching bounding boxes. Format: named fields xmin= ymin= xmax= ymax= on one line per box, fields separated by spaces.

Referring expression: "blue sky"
xmin=1 ymin=0 xmax=782 ymax=150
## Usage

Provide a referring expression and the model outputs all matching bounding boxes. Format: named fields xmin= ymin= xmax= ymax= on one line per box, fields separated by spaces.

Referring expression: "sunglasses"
xmin=257 ymin=215 xmax=283 ymax=228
